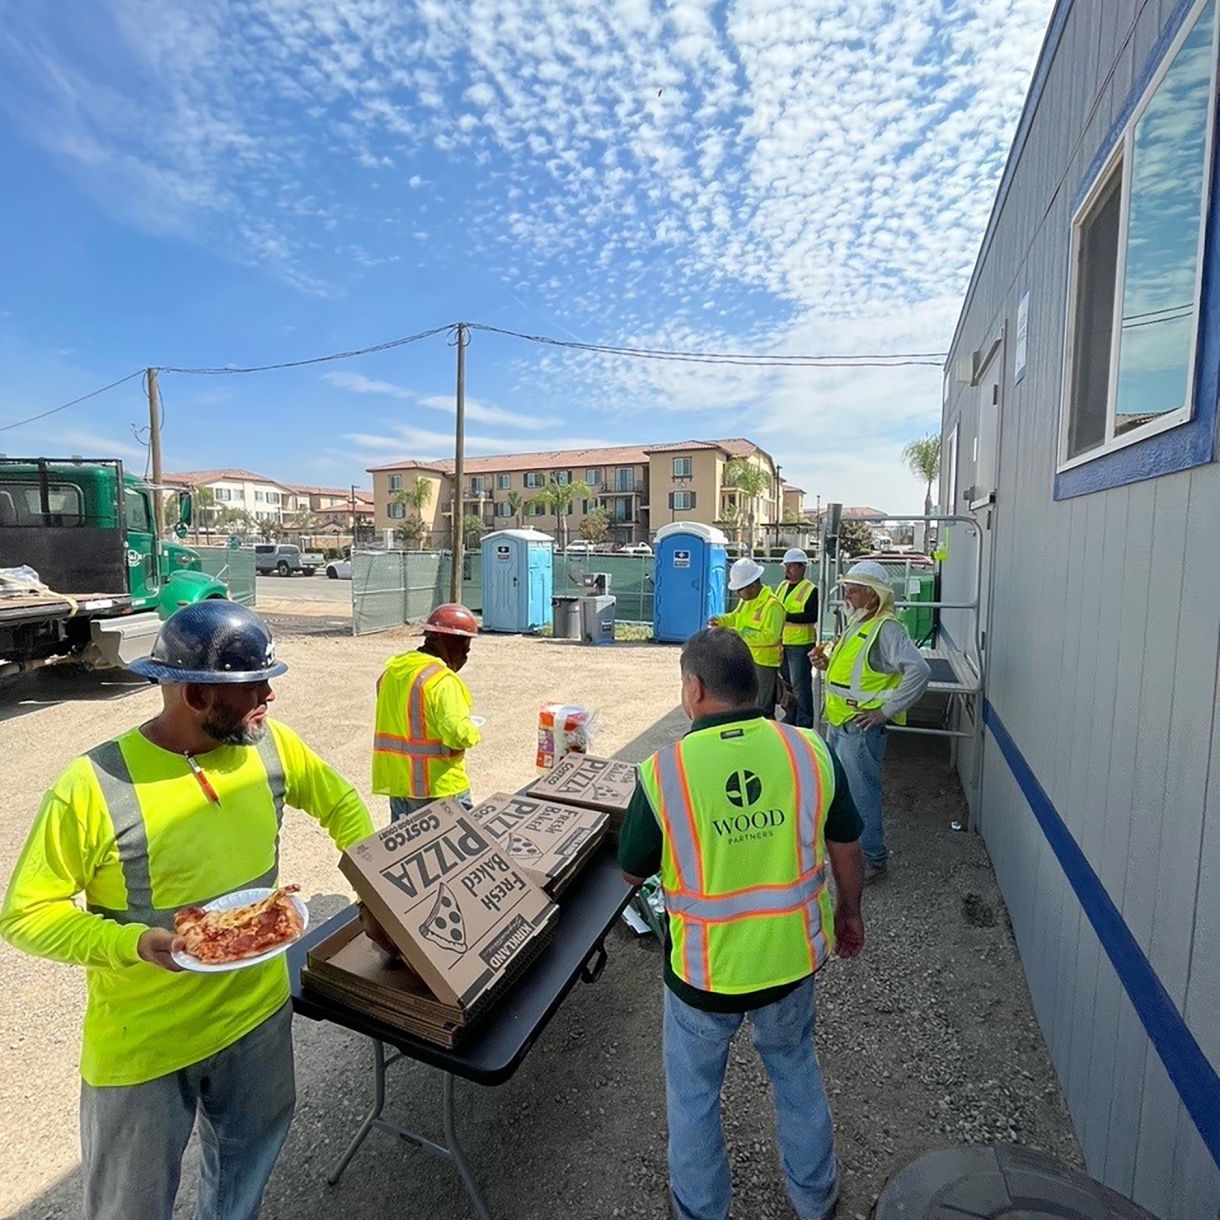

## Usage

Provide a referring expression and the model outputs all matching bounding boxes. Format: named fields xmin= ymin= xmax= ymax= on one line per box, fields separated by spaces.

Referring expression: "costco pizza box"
xmin=340 ymin=799 xmax=559 ymax=1012
xmin=470 ymin=792 xmax=608 ymax=896
xmin=526 ymin=755 xmax=638 ymax=836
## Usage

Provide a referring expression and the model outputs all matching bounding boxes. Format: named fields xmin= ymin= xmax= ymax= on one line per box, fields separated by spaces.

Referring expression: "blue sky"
xmin=0 ymin=0 xmax=1053 ymax=511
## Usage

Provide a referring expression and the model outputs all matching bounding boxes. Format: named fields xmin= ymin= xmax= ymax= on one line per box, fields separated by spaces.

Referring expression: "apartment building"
xmin=163 ymin=468 xmax=293 ymax=530
xmin=368 ymin=437 xmax=785 ymax=548
xmin=284 ymin=484 xmax=375 ymax=530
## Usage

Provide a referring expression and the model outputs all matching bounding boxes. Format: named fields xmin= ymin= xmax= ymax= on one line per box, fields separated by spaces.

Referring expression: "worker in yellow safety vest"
xmin=811 ymin=560 xmax=930 ymax=882
xmin=619 ymin=627 xmax=864 ymax=1220
xmin=773 ymin=547 xmax=818 ymax=728
xmin=0 ymin=600 xmax=375 ymax=1220
xmin=710 ymin=557 xmax=786 ymax=718
xmin=373 ymin=602 xmax=482 ymax=820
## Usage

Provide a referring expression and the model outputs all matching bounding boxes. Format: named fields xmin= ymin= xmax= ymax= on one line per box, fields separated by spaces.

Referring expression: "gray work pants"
xmin=756 ymin=664 xmax=779 ymax=719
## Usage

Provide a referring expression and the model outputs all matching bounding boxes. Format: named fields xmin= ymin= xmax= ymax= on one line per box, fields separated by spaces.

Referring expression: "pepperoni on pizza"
xmin=174 ymin=884 xmax=304 ymax=965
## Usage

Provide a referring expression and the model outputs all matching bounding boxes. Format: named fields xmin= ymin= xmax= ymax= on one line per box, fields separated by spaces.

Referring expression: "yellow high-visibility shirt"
xmin=0 ymin=719 xmax=372 ymax=1087
xmin=372 ymin=650 xmax=481 ymax=798
xmin=719 ymin=587 xmax=785 ymax=667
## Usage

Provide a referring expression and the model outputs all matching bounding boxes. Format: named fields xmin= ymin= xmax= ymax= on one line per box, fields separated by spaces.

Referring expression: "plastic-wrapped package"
xmin=535 ymin=703 xmax=599 ymax=771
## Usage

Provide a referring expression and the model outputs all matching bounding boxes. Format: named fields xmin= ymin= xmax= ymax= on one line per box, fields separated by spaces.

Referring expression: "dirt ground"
xmin=0 ymin=623 xmax=1080 ymax=1219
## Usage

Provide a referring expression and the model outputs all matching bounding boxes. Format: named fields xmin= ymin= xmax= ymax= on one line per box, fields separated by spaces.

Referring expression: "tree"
xmin=462 ymin=514 xmax=484 ymax=549
xmin=192 ymin=487 xmax=217 ymax=543
xmin=580 ymin=507 xmax=610 ymax=544
xmin=393 ymin=477 xmax=432 ymax=550
xmin=839 ymin=518 xmax=875 ymax=557
xmin=723 ymin=459 xmax=772 ymax=556
xmin=505 ymin=490 xmax=523 ymax=528
xmin=717 ymin=502 xmax=743 ymax=546
xmin=901 ymin=433 xmax=941 ymax=518
xmin=527 ymin=477 xmax=593 ymax=551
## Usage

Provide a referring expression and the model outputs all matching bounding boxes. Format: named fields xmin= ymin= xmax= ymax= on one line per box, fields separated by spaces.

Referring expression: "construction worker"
xmin=619 ymin=627 xmax=864 ymax=1220
xmin=774 ymin=547 xmax=818 ymax=728
xmin=709 ymin=556 xmax=785 ymax=717
xmin=373 ymin=602 xmax=481 ymax=820
xmin=0 ymin=601 xmax=374 ymax=1220
xmin=811 ymin=560 xmax=930 ymax=882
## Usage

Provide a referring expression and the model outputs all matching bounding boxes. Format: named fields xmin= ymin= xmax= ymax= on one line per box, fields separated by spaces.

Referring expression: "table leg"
xmin=327 ymin=1037 xmax=387 ymax=1185
xmin=442 ymin=1071 xmax=494 ymax=1220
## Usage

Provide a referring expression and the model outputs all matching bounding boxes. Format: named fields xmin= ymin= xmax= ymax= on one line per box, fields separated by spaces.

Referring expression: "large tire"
xmin=302 ymin=567 xmax=316 ymax=576
xmin=277 ymin=561 xmax=291 ymax=576
xmin=326 ymin=566 xmax=338 ymax=579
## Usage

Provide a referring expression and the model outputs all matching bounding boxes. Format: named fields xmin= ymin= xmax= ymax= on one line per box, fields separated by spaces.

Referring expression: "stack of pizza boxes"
xmin=304 ymin=799 xmax=558 ymax=1046
xmin=470 ymin=792 xmax=608 ymax=897
xmin=526 ymin=754 xmax=638 ymax=840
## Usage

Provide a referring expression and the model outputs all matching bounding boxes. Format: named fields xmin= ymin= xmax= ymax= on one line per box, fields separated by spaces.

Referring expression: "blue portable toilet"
xmin=480 ymin=528 xmax=554 ymax=633
xmin=653 ymin=522 xmax=729 ymax=643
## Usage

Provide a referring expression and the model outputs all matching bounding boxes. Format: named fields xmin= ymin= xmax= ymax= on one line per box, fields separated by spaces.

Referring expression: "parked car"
xmin=564 ymin=540 xmax=596 ymax=554
xmin=619 ymin=542 xmax=653 ymax=556
xmin=325 ymin=557 xmax=353 ymax=580
xmin=254 ymin=543 xmax=320 ymax=576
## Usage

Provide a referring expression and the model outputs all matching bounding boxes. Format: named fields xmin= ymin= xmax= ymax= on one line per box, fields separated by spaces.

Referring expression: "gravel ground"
xmin=0 ymin=628 xmax=1080 ymax=1219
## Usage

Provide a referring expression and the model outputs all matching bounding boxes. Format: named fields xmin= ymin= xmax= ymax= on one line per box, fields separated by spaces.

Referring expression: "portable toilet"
xmin=653 ymin=523 xmax=728 ymax=643
xmin=480 ymin=529 xmax=554 ymax=633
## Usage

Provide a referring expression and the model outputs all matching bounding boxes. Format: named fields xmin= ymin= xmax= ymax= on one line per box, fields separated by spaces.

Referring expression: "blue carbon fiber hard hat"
xmin=129 ymin=600 xmax=289 ymax=684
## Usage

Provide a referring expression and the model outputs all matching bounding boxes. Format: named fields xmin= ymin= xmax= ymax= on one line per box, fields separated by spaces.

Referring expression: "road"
xmin=256 ymin=574 xmax=351 ymax=605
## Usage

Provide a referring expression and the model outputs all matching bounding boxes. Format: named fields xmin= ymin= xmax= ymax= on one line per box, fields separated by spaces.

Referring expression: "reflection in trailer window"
xmin=124 ymin=489 xmax=151 ymax=533
xmin=0 ymin=482 xmax=85 ymax=525
xmin=1059 ymin=0 xmax=1217 ymax=467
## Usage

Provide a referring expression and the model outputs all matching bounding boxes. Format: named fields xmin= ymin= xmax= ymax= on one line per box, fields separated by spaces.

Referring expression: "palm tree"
xmin=393 ymin=477 xmax=432 ymax=550
xmin=506 ymin=490 xmax=523 ymax=529
xmin=527 ymin=477 xmax=593 ymax=551
xmin=723 ymin=459 xmax=772 ymax=556
xmin=901 ymin=433 xmax=941 ymax=518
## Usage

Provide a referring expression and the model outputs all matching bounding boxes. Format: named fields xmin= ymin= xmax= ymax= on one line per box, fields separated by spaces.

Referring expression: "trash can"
xmin=552 ymin=596 xmax=582 ymax=640
xmin=580 ymin=595 xmax=616 ymax=645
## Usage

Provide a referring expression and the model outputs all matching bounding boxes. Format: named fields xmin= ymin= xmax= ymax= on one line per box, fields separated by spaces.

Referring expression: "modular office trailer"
xmin=940 ymin=0 xmax=1220 ymax=1214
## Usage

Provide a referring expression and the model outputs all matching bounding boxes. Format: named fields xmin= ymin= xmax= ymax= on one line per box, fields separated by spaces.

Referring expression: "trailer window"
xmin=124 ymin=489 xmax=151 ymax=534
xmin=0 ymin=482 xmax=85 ymax=526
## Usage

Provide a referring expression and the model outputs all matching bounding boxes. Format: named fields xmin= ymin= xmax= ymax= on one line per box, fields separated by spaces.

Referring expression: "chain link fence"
xmin=195 ymin=546 xmax=256 ymax=606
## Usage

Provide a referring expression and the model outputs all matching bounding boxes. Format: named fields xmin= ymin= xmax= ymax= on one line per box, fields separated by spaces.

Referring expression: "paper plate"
xmin=171 ymin=886 xmax=309 ymax=974
xmin=470 ymin=714 xmax=486 ymax=727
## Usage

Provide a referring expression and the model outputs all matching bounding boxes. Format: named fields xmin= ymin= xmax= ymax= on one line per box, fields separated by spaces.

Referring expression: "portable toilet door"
xmin=480 ymin=529 xmax=554 ymax=633
xmin=526 ymin=534 xmax=554 ymax=631
xmin=653 ymin=523 xmax=729 ymax=642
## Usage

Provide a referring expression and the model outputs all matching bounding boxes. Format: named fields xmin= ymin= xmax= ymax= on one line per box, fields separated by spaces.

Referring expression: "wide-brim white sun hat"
xmin=782 ymin=548 xmax=809 ymax=565
xmin=728 ymin=557 xmax=766 ymax=592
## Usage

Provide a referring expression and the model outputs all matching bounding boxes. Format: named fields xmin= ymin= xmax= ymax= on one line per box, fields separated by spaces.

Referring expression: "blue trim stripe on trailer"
xmin=983 ymin=699 xmax=1220 ymax=1168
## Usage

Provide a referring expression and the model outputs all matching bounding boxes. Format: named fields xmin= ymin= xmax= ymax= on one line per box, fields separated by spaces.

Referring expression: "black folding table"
xmin=289 ymin=843 xmax=635 ymax=1219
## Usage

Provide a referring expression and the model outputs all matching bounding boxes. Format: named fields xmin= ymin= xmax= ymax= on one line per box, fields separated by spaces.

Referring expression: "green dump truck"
xmin=0 ymin=457 xmax=228 ymax=674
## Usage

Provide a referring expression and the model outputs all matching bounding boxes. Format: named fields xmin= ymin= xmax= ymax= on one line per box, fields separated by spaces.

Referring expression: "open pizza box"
xmin=335 ymin=799 xmax=559 ymax=1019
xmin=470 ymin=792 xmax=608 ymax=897
xmin=526 ymin=755 xmax=638 ymax=838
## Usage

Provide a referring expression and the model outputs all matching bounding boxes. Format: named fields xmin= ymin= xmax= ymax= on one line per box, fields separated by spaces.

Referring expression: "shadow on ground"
xmin=0 ymin=664 xmax=150 ymax=725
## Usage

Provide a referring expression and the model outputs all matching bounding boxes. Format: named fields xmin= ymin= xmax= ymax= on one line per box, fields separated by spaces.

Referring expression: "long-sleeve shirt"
xmin=0 ymin=719 xmax=373 ymax=1086
xmin=865 ymin=618 xmax=932 ymax=717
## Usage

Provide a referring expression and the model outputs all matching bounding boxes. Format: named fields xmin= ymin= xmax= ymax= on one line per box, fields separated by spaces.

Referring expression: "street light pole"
xmin=450 ymin=323 xmax=468 ymax=602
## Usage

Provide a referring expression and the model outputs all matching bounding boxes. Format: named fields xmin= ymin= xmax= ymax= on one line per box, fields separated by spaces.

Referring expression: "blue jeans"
xmin=827 ymin=721 xmax=888 ymax=867
xmin=663 ymin=979 xmax=838 ymax=1220
xmin=390 ymin=790 xmax=472 ymax=820
xmin=781 ymin=644 xmax=815 ymax=728
xmin=80 ymin=1001 xmax=295 ymax=1220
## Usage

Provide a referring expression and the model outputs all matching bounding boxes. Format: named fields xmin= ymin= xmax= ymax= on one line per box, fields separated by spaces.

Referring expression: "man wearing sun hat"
xmin=0 ymin=599 xmax=373 ymax=1220
xmin=710 ymin=556 xmax=786 ymax=717
xmin=811 ymin=559 xmax=930 ymax=882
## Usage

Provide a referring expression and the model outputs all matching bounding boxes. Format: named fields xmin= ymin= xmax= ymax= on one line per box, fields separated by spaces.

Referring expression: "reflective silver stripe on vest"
xmin=85 ymin=735 xmax=284 ymax=930
xmin=665 ymin=865 xmax=826 ymax=920
xmin=683 ymin=922 xmax=709 ymax=991
xmin=653 ymin=745 xmax=702 ymax=892
xmin=772 ymin=723 xmax=821 ymax=875
xmin=372 ymin=735 xmax=459 ymax=758
xmin=829 ymin=618 xmax=899 ymax=706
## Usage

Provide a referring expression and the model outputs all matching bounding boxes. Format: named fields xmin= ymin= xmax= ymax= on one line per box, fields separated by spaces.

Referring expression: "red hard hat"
xmin=423 ymin=603 xmax=479 ymax=638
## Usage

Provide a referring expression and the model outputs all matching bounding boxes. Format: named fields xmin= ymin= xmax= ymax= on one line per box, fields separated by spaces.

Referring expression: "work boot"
xmin=863 ymin=862 xmax=888 ymax=885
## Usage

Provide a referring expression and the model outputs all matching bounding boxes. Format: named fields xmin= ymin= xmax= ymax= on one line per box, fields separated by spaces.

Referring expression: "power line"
xmin=162 ymin=323 xmax=454 ymax=375
xmin=0 ymin=369 xmax=145 ymax=434
xmin=465 ymin=322 xmax=948 ymax=366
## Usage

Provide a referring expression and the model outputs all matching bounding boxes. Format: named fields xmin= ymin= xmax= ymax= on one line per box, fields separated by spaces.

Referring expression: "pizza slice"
xmin=174 ymin=884 xmax=304 ymax=965
xmin=506 ymin=833 xmax=542 ymax=861
xmin=418 ymin=882 xmax=468 ymax=954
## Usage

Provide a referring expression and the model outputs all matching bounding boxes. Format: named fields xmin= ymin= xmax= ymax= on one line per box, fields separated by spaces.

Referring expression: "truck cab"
xmin=0 ymin=458 xmax=228 ymax=670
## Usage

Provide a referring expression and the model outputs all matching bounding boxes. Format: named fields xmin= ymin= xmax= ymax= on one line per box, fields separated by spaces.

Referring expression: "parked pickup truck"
xmin=253 ymin=543 xmax=321 ymax=576
xmin=0 ymin=457 xmax=227 ymax=674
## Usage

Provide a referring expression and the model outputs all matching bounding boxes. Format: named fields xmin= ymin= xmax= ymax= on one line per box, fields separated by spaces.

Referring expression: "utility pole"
xmin=350 ymin=483 xmax=357 ymax=545
xmin=449 ymin=323 xmax=468 ymax=602
xmin=147 ymin=368 xmax=164 ymax=534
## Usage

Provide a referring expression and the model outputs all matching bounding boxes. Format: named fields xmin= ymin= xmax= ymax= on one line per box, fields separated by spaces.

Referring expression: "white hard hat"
xmin=838 ymin=560 xmax=892 ymax=598
xmin=728 ymin=557 xmax=766 ymax=592
xmin=782 ymin=548 xmax=809 ymax=566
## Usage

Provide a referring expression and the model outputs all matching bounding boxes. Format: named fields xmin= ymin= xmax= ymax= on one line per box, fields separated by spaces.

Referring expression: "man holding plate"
xmin=0 ymin=600 xmax=373 ymax=1220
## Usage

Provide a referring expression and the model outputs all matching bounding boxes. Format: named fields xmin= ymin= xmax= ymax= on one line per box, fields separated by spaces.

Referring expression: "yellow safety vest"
xmin=824 ymin=613 xmax=906 ymax=726
xmin=0 ymin=720 xmax=372 ymax=1086
xmin=722 ymin=587 xmax=785 ymax=667
xmin=372 ymin=650 xmax=478 ymax=798
xmin=774 ymin=579 xmax=816 ymax=646
xmin=637 ymin=718 xmax=836 ymax=994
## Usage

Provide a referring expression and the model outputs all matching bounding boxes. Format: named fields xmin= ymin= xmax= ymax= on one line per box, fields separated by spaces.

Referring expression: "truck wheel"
xmin=277 ymin=561 xmax=291 ymax=576
xmin=302 ymin=567 xmax=316 ymax=576
xmin=327 ymin=567 xmax=338 ymax=579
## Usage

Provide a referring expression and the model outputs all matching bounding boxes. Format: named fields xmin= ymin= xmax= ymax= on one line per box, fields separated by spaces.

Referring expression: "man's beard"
xmin=202 ymin=712 xmax=268 ymax=746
